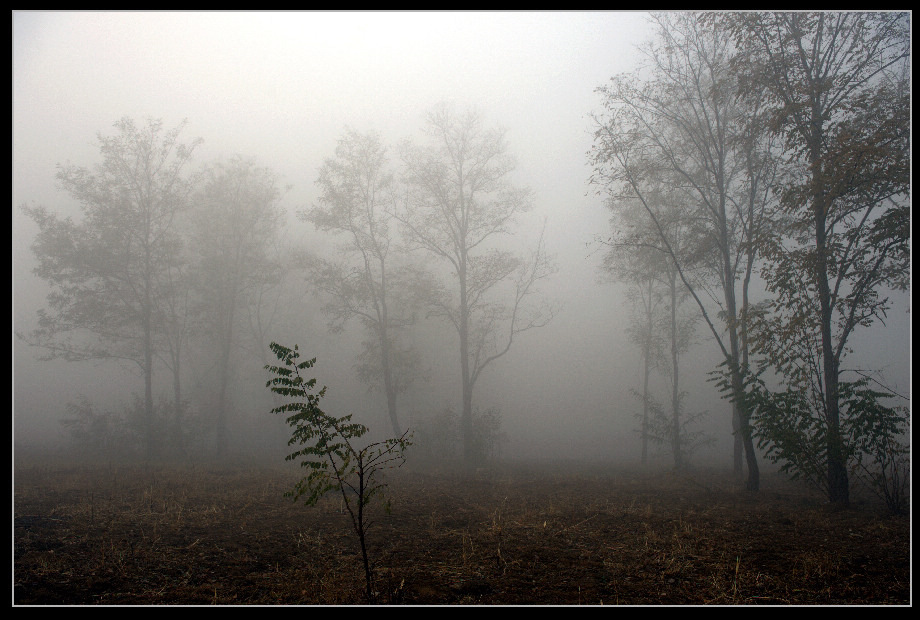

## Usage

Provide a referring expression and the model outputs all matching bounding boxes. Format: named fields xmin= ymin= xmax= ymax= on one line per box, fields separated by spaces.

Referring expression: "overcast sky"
xmin=12 ymin=10 xmax=657 ymax=291
xmin=11 ymin=11 xmax=910 ymax=462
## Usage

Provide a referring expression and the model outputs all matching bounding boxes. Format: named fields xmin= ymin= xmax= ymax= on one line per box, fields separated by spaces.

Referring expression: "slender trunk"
xmin=727 ymin=304 xmax=758 ymax=490
xmin=379 ymin=324 xmax=401 ymax=437
xmin=721 ymin=201 xmax=759 ymax=491
xmin=735 ymin=202 xmax=756 ymax=479
xmin=459 ymin=259 xmax=474 ymax=466
xmin=641 ymin=278 xmax=653 ymax=465
xmin=385 ymin=382 xmax=400 ymax=438
xmin=823 ymin=319 xmax=848 ymax=505
xmin=732 ymin=405 xmax=743 ymax=476
xmin=144 ymin=313 xmax=155 ymax=460
xmin=461 ymin=351 xmax=474 ymax=466
xmin=731 ymin=362 xmax=759 ymax=491
xmin=669 ymin=269 xmax=681 ymax=470
xmin=641 ymin=338 xmax=651 ymax=466
xmin=215 ymin=228 xmax=246 ymax=459
xmin=216 ymin=302 xmax=236 ymax=459
xmin=172 ymin=350 xmax=185 ymax=456
xmin=373 ymin=253 xmax=401 ymax=437
xmin=356 ymin=465 xmax=373 ymax=602
xmin=813 ymin=167 xmax=849 ymax=505
xmin=143 ymin=235 xmax=157 ymax=461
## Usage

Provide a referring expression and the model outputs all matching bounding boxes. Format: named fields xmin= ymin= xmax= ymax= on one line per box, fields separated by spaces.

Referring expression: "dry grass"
xmin=14 ymin=459 xmax=910 ymax=605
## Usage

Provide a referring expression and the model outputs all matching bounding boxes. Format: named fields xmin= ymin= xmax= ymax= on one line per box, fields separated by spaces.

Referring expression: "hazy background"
xmin=12 ymin=11 xmax=911 ymax=466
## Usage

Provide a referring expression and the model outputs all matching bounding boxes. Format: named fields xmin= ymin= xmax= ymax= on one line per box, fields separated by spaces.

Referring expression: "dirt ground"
xmin=13 ymin=458 xmax=911 ymax=606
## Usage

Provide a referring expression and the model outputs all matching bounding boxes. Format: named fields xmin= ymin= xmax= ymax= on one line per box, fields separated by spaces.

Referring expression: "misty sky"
xmin=12 ymin=11 xmax=911 ymax=462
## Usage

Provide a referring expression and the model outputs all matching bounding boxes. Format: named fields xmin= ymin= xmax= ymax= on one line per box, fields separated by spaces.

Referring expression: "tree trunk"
xmin=171 ymin=352 xmax=185 ymax=458
xmin=459 ymin=255 xmax=476 ymax=467
xmin=669 ymin=270 xmax=681 ymax=470
xmin=215 ymin=302 xmax=236 ymax=459
xmin=640 ymin=277 xmax=653 ymax=465
xmin=379 ymin=324 xmax=401 ymax=437
xmin=641 ymin=339 xmax=650 ymax=466
xmin=813 ymin=166 xmax=849 ymax=506
xmin=732 ymin=405 xmax=743 ymax=477
xmin=720 ymin=200 xmax=759 ymax=491
xmin=143 ymin=237 xmax=157 ymax=461
xmin=144 ymin=319 xmax=155 ymax=461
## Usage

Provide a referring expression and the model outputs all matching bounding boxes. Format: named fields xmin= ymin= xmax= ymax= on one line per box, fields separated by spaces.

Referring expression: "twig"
xmin=552 ymin=513 xmax=599 ymax=536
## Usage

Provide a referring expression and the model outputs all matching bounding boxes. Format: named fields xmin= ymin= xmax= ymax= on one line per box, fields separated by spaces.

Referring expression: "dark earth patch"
xmin=14 ymin=460 xmax=909 ymax=605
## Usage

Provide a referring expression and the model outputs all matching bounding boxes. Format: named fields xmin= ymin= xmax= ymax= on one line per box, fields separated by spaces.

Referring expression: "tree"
xmin=20 ymin=117 xmax=202 ymax=459
xmin=590 ymin=13 xmax=777 ymax=490
xmin=598 ymin=199 xmax=668 ymax=465
xmin=190 ymin=156 xmax=286 ymax=457
xmin=265 ymin=342 xmax=411 ymax=603
xmin=656 ymin=249 xmax=710 ymax=470
xmin=154 ymin=205 xmax=199 ymax=457
xmin=611 ymin=244 xmax=664 ymax=465
xmin=397 ymin=103 xmax=558 ymax=466
xmin=300 ymin=129 xmax=424 ymax=436
xmin=600 ymin=193 xmax=706 ymax=469
xmin=722 ymin=11 xmax=911 ymax=505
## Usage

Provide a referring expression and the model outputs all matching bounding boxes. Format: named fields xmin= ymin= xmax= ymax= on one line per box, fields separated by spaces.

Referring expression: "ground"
xmin=13 ymin=457 xmax=910 ymax=605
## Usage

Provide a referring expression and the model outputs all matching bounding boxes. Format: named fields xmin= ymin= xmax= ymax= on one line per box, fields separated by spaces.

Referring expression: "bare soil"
xmin=13 ymin=458 xmax=910 ymax=605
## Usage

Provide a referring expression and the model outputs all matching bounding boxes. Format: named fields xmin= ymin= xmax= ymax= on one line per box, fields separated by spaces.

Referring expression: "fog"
xmin=12 ymin=11 xmax=911 ymax=468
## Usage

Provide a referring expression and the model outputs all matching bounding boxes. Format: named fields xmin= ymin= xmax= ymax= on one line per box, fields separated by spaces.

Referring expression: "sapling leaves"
xmin=265 ymin=341 xmax=412 ymax=602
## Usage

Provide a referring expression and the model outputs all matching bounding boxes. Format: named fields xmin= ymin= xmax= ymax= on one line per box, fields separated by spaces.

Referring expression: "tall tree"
xmin=21 ymin=117 xmax=202 ymax=459
xmin=300 ymin=129 xmax=422 ymax=437
xmin=657 ymin=242 xmax=706 ymax=470
xmin=600 ymin=192 xmax=704 ymax=470
xmin=723 ymin=11 xmax=911 ymax=505
xmin=398 ymin=103 xmax=558 ymax=465
xmin=155 ymin=220 xmax=197 ymax=456
xmin=606 ymin=242 xmax=664 ymax=465
xmin=590 ymin=13 xmax=777 ymax=490
xmin=191 ymin=156 xmax=285 ymax=457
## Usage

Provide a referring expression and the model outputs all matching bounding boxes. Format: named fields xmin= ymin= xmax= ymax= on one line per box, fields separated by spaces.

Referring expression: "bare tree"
xmin=155 ymin=225 xmax=196 ymax=457
xmin=20 ymin=117 xmax=202 ymax=459
xmin=590 ymin=13 xmax=777 ymax=490
xmin=300 ymin=129 xmax=423 ymax=437
xmin=190 ymin=156 xmax=286 ymax=457
xmin=600 ymin=191 xmax=706 ymax=470
xmin=599 ymin=204 xmax=665 ymax=465
xmin=397 ymin=103 xmax=558 ymax=465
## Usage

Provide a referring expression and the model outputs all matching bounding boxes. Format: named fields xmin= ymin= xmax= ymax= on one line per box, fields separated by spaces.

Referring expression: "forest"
xmin=13 ymin=11 xmax=910 ymax=606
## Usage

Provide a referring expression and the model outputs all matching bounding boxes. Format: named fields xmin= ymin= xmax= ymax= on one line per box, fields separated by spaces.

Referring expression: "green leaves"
xmin=265 ymin=341 xmax=413 ymax=601
xmin=714 ymin=360 xmax=909 ymax=500
xmin=265 ymin=341 xmax=411 ymax=509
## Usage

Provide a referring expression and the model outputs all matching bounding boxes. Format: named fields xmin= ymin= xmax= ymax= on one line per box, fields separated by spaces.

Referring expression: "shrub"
xmin=265 ymin=342 xmax=411 ymax=602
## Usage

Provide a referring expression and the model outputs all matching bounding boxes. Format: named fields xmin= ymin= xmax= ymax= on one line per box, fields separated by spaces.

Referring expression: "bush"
xmin=61 ymin=396 xmax=136 ymax=460
xmin=471 ymin=406 xmax=508 ymax=463
xmin=409 ymin=406 xmax=460 ymax=461
xmin=850 ymin=431 xmax=909 ymax=514
xmin=738 ymin=370 xmax=909 ymax=506
xmin=409 ymin=405 xmax=507 ymax=465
